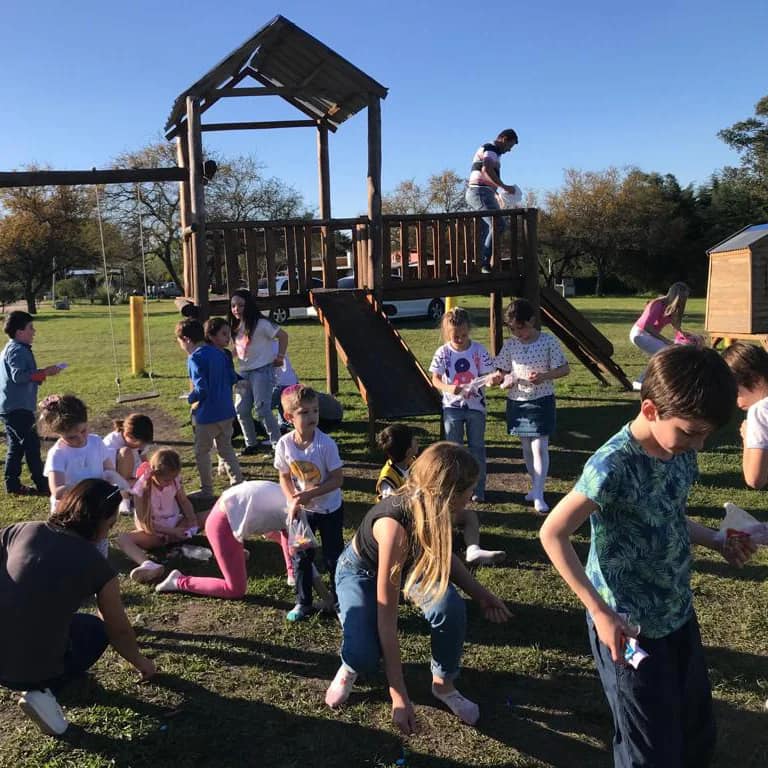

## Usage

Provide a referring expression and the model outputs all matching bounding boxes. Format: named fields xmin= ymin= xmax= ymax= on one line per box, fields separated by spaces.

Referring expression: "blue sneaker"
xmin=286 ymin=604 xmax=313 ymax=622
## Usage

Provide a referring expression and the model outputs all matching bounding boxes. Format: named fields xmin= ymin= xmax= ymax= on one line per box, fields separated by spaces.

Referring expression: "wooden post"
xmin=490 ymin=292 xmax=504 ymax=355
xmin=187 ymin=97 xmax=209 ymax=319
xmin=317 ymin=124 xmax=338 ymax=394
xmin=129 ymin=296 xmax=146 ymax=375
xmin=176 ymin=134 xmax=194 ymax=299
xmin=367 ymin=95 xmax=383 ymax=304
xmin=523 ymin=209 xmax=540 ymax=324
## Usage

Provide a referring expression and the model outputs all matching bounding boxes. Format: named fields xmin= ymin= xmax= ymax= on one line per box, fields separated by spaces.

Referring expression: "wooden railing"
xmin=206 ymin=207 xmax=536 ymax=303
xmin=381 ymin=208 xmax=535 ymax=288
xmin=206 ymin=217 xmax=369 ymax=303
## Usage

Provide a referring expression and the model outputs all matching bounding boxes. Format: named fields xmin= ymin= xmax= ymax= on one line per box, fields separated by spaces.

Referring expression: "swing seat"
xmin=116 ymin=391 xmax=160 ymax=404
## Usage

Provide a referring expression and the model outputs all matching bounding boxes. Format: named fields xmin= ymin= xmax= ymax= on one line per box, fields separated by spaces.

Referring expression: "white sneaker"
xmin=325 ymin=665 xmax=357 ymax=708
xmin=118 ymin=497 xmax=133 ymax=516
xmin=130 ymin=560 xmax=165 ymax=584
xmin=155 ymin=569 xmax=182 ymax=593
xmin=18 ymin=689 xmax=68 ymax=736
xmin=533 ymin=498 xmax=550 ymax=514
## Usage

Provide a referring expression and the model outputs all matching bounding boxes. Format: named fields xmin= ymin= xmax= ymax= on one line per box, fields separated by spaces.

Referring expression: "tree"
xmin=426 ymin=170 xmax=465 ymax=213
xmin=0 ymin=182 xmax=94 ymax=313
xmin=718 ymin=95 xmax=768 ymax=182
xmin=102 ymin=143 xmax=311 ymax=290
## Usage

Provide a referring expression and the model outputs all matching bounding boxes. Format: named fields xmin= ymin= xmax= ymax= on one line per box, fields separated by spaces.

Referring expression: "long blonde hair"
xmin=394 ymin=442 xmax=479 ymax=605
xmin=134 ymin=448 xmax=181 ymax=533
xmin=660 ymin=282 xmax=689 ymax=328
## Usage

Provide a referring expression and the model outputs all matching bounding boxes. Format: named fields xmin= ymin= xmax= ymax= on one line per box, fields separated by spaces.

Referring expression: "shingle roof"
xmin=165 ymin=15 xmax=387 ymax=136
xmin=708 ymin=223 xmax=768 ymax=254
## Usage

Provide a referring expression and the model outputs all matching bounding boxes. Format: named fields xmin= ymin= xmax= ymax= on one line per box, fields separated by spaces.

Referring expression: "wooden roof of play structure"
xmin=165 ymin=14 xmax=388 ymax=138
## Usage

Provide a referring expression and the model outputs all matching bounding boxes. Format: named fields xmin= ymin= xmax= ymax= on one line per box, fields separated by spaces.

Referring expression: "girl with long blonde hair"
xmin=629 ymin=282 xmax=690 ymax=389
xmin=117 ymin=448 xmax=197 ymax=584
xmin=325 ymin=442 xmax=510 ymax=733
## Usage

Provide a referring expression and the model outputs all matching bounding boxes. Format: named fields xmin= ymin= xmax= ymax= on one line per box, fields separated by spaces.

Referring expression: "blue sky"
xmin=1 ymin=0 xmax=766 ymax=217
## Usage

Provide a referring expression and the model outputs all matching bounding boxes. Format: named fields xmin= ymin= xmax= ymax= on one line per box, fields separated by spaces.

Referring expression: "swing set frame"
xmin=0 ymin=167 xmax=182 ymax=403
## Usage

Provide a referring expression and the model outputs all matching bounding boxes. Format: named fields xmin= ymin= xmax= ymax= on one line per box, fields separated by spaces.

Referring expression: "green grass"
xmin=0 ymin=297 xmax=766 ymax=768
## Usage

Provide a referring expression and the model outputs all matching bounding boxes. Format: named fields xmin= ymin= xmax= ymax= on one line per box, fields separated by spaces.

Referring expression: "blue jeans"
xmin=465 ymin=186 xmax=505 ymax=267
xmin=587 ymin=612 xmax=715 ymax=768
xmin=235 ymin=364 xmax=281 ymax=446
xmin=335 ymin=544 xmax=466 ymax=680
xmin=443 ymin=407 xmax=486 ymax=498
xmin=0 ymin=613 xmax=109 ymax=693
xmin=2 ymin=409 xmax=46 ymax=492
xmin=294 ymin=505 xmax=345 ymax=607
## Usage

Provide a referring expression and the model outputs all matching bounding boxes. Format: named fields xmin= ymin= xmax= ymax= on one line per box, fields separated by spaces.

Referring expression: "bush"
xmin=52 ymin=278 xmax=86 ymax=300
xmin=94 ymin=287 xmax=128 ymax=305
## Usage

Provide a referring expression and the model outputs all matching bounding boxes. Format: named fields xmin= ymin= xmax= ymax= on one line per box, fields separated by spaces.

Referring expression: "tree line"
xmin=382 ymin=96 xmax=768 ymax=296
xmin=1 ymin=97 xmax=766 ymax=312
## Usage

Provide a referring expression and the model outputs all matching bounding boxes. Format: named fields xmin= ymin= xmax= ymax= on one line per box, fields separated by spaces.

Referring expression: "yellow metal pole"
xmin=129 ymin=296 xmax=146 ymax=375
xmin=445 ymin=295 xmax=457 ymax=311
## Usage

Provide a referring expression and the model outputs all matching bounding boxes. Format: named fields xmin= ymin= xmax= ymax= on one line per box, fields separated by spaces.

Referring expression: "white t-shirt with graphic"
xmin=746 ymin=396 xmax=768 ymax=449
xmin=429 ymin=341 xmax=494 ymax=412
xmin=273 ymin=429 xmax=343 ymax=514
xmin=44 ymin=434 xmax=112 ymax=511
xmin=493 ymin=332 xmax=568 ymax=401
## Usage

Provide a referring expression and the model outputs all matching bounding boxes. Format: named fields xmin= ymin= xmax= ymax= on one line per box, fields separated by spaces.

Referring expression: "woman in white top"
xmin=229 ymin=289 xmax=288 ymax=454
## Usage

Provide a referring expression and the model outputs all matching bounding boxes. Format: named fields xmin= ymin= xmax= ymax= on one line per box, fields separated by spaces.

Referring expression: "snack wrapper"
xmin=624 ymin=637 xmax=649 ymax=669
xmin=499 ymin=373 xmax=518 ymax=390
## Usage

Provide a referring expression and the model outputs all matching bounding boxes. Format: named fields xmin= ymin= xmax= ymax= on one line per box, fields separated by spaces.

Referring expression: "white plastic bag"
xmin=718 ymin=502 xmax=768 ymax=552
xmin=497 ymin=186 xmax=523 ymax=208
xmin=287 ymin=510 xmax=319 ymax=554
xmin=460 ymin=373 xmax=496 ymax=399
xmin=180 ymin=544 xmax=213 ymax=561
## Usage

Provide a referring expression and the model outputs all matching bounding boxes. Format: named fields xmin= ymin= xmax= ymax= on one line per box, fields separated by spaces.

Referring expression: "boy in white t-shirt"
xmin=274 ymin=384 xmax=344 ymax=622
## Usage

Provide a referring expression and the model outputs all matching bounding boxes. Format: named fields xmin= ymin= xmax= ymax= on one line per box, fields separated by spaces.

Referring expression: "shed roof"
xmin=165 ymin=15 xmax=387 ymax=137
xmin=708 ymin=223 xmax=768 ymax=254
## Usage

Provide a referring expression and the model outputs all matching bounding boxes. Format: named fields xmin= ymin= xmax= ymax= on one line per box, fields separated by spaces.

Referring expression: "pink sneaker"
xmin=325 ymin=665 xmax=357 ymax=708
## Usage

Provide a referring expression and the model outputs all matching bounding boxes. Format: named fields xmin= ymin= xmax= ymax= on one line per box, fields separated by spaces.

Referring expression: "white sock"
xmin=431 ymin=684 xmax=480 ymax=725
xmin=531 ymin=437 xmax=549 ymax=500
xmin=155 ymin=569 xmax=182 ymax=593
xmin=465 ymin=544 xmax=506 ymax=565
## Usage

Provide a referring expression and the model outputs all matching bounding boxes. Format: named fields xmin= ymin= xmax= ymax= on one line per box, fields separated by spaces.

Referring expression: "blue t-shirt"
xmin=574 ymin=424 xmax=697 ymax=638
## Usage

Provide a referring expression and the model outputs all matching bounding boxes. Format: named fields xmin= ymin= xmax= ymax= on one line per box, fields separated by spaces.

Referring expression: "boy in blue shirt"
xmin=176 ymin=319 xmax=242 ymax=499
xmin=540 ymin=346 xmax=755 ymax=767
xmin=0 ymin=311 xmax=61 ymax=495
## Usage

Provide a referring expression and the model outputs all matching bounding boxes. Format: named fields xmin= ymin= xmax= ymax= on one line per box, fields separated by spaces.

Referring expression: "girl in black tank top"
xmin=325 ymin=443 xmax=511 ymax=734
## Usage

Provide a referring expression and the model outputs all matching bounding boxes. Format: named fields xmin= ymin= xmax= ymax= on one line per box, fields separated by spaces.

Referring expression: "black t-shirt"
xmin=0 ymin=522 xmax=116 ymax=683
xmin=354 ymin=495 xmax=416 ymax=572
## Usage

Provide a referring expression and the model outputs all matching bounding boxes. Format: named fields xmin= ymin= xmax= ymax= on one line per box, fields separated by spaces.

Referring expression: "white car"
xmin=337 ymin=276 xmax=444 ymax=321
xmin=257 ymin=276 xmax=321 ymax=324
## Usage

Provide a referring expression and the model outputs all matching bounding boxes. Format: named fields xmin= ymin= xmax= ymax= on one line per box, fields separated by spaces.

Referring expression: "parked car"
xmin=257 ymin=275 xmax=322 ymax=324
xmin=337 ymin=276 xmax=444 ymax=321
xmin=157 ymin=282 xmax=183 ymax=299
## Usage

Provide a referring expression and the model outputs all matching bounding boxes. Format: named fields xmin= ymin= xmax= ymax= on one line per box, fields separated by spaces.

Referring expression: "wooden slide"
xmin=310 ymin=289 xmax=443 ymax=421
xmin=539 ymin=286 xmax=632 ymax=390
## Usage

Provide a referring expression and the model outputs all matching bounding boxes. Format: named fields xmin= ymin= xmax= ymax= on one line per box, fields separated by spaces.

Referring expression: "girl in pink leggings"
xmin=155 ymin=481 xmax=291 ymax=598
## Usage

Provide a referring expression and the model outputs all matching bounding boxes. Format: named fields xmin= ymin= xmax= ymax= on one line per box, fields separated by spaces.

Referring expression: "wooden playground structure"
xmin=0 ymin=15 xmax=631 ymax=435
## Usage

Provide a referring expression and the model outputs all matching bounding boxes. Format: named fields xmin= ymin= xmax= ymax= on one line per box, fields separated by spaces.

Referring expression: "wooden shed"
xmin=706 ymin=223 xmax=768 ymax=341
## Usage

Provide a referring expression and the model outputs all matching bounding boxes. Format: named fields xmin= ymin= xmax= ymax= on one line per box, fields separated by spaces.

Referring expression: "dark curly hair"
xmin=38 ymin=394 xmax=88 ymax=435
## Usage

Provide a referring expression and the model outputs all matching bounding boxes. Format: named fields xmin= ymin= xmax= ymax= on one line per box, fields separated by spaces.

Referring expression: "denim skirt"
xmin=506 ymin=395 xmax=556 ymax=438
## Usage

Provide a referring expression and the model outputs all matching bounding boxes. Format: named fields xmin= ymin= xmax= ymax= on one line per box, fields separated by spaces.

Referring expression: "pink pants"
xmin=176 ymin=504 xmax=291 ymax=598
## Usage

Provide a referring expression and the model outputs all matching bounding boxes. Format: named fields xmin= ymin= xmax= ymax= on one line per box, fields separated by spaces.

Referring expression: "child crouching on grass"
xmin=540 ymin=346 xmax=756 ymax=767
xmin=117 ymin=448 xmax=197 ymax=584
